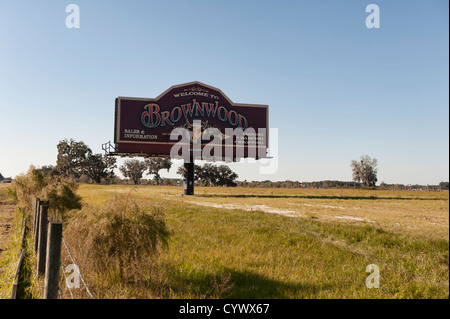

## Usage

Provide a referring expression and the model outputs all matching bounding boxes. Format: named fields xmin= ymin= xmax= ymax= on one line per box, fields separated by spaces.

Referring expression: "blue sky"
xmin=0 ymin=0 xmax=448 ymax=185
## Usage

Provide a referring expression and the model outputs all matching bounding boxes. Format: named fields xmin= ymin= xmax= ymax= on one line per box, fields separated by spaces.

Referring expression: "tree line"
xmin=45 ymin=139 xmax=176 ymax=185
xmin=234 ymin=180 xmax=449 ymax=191
xmin=3 ymin=141 xmax=448 ymax=191
xmin=236 ymin=180 xmax=363 ymax=188
xmin=32 ymin=138 xmax=240 ymax=186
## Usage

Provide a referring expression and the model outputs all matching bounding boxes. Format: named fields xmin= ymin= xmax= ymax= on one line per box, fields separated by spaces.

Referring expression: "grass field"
xmin=0 ymin=183 xmax=448 ymax=299
xmin=69 ymin=184 xmax=449 ymax=299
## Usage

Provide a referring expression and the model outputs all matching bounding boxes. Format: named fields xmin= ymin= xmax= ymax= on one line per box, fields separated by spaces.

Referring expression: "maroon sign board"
xmin=113 ymin=81 xmax=268 ymax=161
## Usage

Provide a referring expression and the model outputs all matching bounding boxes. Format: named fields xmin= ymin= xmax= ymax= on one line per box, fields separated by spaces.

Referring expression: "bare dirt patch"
xmin=0 ymin=187 xmax=15 ymax=258
xmin=186 ymin=200 xmax=380 ymax=224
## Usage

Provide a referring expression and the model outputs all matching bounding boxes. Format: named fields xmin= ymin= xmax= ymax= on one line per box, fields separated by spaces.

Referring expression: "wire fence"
xmin=40 ymin=209 xmax=95 ymax=299
xmin=59 ymin=237 xmax=95 ymax=299
xmin=10 ymin=198 xmax=97 ymax=299
xmin=10 ymin=210 xmax=27 ymax=299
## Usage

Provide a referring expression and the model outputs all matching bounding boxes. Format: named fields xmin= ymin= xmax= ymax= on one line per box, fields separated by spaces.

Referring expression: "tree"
xmin=85 ymin=153 xmax=117 ymax=184
xmin=55 ymin=139 xmax=91 ymax=178
xmin=0 ymin=172 xmax=3 ymax=181
xmin=177 ymin=163 xmax=238 ymax=187
xmin=120 ymin=159 xmax=147 ymax=185
xmin=215 ymin=165 xmax=238 ymax=187
xmin=199 ymin=163 xmax=217 ymax=186
xmin=145 ymin=158 xmax=172 ymax=185
xmin=177 ymin=163 xmax=215 ymax=186
xmin=177 ymin=164 xmax=202 ymax=184
xmin=351 ymin=155 xmax=378 ymax=187
xmin=439 ymin=182 xmax=449 ymax=191
xmin=55 ymin=138 xmax=117 ymax=183
xmin=101 ymin=155 xmax=118 ymax=184
xmin=37 ymin=165 xmax=55 ymax=177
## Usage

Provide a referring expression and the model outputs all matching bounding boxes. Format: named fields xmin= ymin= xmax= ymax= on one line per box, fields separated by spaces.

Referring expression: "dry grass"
xmin=1 ymin=183 xmax=448 ymax=299
xmin=63 ymin=194 xmax=170 ymax=285
xmin=77 ymin=185 xmax=449 ymax=239
xmin=0 ymin=186 xmax=39 ymax=299
xmin=187 ymin=187 xmax=449 ymax=240
xmin=70 ymin=184 xmax=449 ymax=299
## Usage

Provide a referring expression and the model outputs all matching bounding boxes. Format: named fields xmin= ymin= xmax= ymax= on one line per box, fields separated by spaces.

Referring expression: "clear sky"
xmin=0 ymin=0 xmax=448 ymax=185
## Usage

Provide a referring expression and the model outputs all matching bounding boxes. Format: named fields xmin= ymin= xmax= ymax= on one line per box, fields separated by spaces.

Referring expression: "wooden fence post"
xmin=36 ymin=205 xmax=48 ymax=276
xmin=10 ymin=249 xmax=25 ymax=299
xmin=33 ymin=197 xmax=40 ymax=235
xmin=11 ymin=213 xmax=28 ymax=299
xmin=34 ymin=200 xmax=44 ymax=253
xmin=44 ymin=222 xmax=62 ymax=299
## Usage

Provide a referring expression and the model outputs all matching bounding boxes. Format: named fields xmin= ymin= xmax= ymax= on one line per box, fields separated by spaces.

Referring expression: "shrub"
xmin=7 ymin=166 xmax=82 ymax=222
xmin=39 ymin=178 xmax=82 ymax=221
xmin=64 ymin=195 xmax=170 ymax=281
xmin=8 ymin=166 xmax=48 ymax=208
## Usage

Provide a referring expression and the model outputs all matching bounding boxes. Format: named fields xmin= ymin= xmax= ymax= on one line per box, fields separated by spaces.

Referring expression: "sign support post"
xmin=183 ymin=161 xmax=194 ymax=196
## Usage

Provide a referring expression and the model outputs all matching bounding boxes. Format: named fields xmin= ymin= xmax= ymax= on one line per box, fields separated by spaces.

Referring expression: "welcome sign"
xmin=114 ymin=81 xmax=268 ymax=160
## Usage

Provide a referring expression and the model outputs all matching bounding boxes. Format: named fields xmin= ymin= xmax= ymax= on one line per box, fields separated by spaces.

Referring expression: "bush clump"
xmin=39 ymin=177 xmax=82 ymax=221
xmin=8 ymin=166 xmax=47 ymax=208
xmin=7 ymin=166 xmax=82 ymax=221
xmin=64 ymin=195 xmax=170 ymax=281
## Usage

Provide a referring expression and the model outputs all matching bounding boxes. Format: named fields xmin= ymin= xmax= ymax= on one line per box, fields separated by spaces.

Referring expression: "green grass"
xmin=73 ymin=185 xmax=448 ymax=299
xmin=0 ymin=185 xmax=43 ymax=299
xmin=0 ymin=207 xmax=39 ymax=299
xmin=0 ymin=206 xmax=24 ymax=298
xmin=2 ymin=184 xmax=448 ymax=299
xmin=154 ymin=202 xmax=447 ymax=298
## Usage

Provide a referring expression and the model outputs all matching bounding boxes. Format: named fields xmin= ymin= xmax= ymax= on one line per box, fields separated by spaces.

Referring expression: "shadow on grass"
xmin=157 ymin=265 xmax=331 ymax=298
xmin=197 ymin=194 xmax=446 ymax=201
xmin=225 ymin=268 xmax=331 ymax=298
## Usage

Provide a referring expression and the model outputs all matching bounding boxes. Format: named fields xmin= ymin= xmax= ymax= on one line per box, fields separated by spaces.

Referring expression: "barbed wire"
xmin=61 ymin=237 xmax=95 ymax=299
xmin=60 ymin=263 xmax=74 ymax=299
xmin=33 ymin=205 xmax=93 ymax=299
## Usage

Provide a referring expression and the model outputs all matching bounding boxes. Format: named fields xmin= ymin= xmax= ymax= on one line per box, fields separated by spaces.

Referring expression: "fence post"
xmin=33 ymin=197 xmax=40 ymax=235
xmin=44 ymin=222 xmax=62 ymax=299
xmin=10 ymin=249 xmax=25 ymax=299
xmin=34 ymin=200 xmax=44 ymax=253
xmin=37 ymin=205 xmax=48 ymax=276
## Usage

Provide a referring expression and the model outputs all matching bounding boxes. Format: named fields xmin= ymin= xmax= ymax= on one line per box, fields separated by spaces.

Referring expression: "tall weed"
xmin=64 ymin=194 xmax=170 ymax=282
